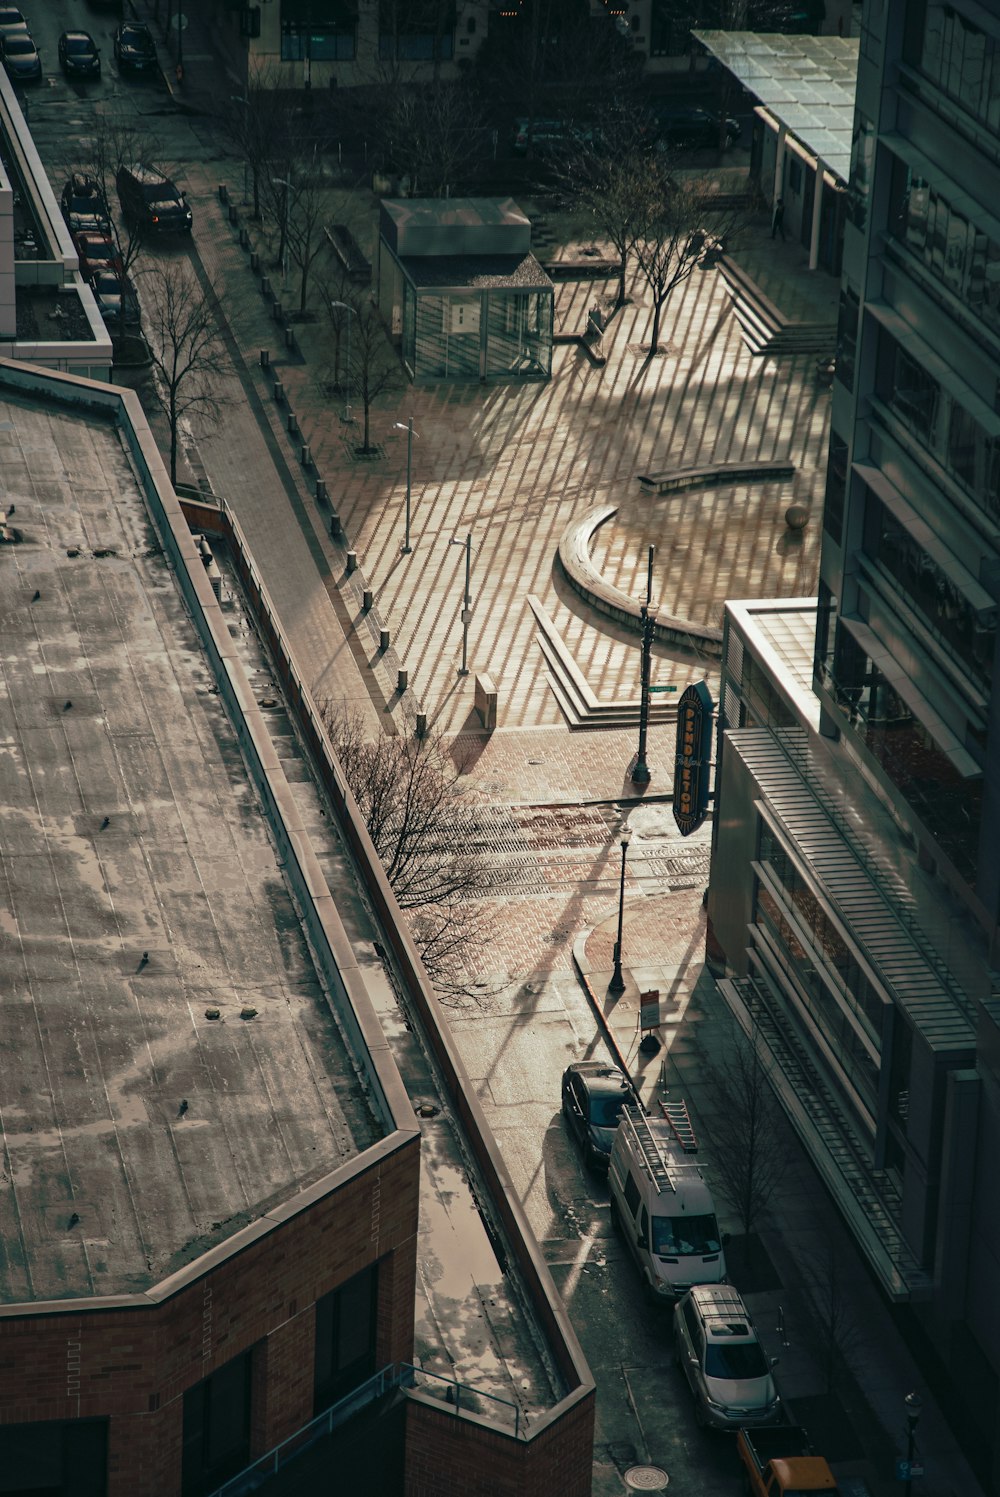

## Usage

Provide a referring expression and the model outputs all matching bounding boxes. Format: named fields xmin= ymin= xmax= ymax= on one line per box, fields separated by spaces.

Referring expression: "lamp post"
xmin=902 ymin=1391 xmax=923 ymax=1497
xmin=394 ymin=417 xmax=418 ymax=554
xmin=609 ymin=829 xmax=631 ymax=993
xmin=632 ymin=543 xmax=656 ymax=785
xmin=449 ymin=533 xmax=473 ymax=676
xmin=329 ymin=301 xmax=354 ymax=422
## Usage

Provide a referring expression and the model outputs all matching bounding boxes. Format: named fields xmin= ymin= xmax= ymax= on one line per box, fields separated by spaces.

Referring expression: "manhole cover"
xmin=623 ymin=1467 xmax=669 ymax=1492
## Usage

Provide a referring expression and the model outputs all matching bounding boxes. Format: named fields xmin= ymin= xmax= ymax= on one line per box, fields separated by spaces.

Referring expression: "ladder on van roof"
xmin=621 ymin=1105 xmax=678 ymax=1195
xmin=659 ymin=1096 xmax=698 ymax=1154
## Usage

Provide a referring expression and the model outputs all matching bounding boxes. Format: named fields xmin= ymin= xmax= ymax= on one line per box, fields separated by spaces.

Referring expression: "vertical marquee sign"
xmin=672 ymin=681 xmax=714 ymax=836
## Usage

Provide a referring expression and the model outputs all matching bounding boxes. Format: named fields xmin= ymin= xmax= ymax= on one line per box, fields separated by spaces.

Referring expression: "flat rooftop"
xmin=0 ymin=393 xmax=379 ymax=1304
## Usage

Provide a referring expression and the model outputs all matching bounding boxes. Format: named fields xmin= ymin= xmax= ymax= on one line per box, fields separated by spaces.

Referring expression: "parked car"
xmin=59 ymin=31 xmax=101 ymax=79
xmin=511 ymin=117 xmax=594 ymax=158
xmin=652 ymin=105 xmax=741 ymax=151
xmin=112 ymin=22 xmax=157 ymax=72
xmin=89 ymin=270 xmax=141 ymax=329
xmin=72 ymin=231 xmax=122 ymax=281
xmin=61 ymin=174 xmax=111 ymax=235
xmin=561 ymin=1061 xmax=632 ymax=1169
xmin=1 ymin=29 xmax=40 ymax=82
xmin=116 ymin=163 xmax=192 ymax=236
xmin=0 ymin=6 xmax=27 ymax=42
xmin=674 ymin=1284 xmax=782 ymax=1429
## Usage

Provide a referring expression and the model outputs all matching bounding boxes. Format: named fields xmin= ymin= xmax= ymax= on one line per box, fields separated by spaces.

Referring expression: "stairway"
xmin=716 ymin=255 xmax=837 ymax=357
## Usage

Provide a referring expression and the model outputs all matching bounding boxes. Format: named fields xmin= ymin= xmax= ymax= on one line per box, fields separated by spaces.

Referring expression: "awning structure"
xmin=693 ymin=30 xmax=860 ymax=184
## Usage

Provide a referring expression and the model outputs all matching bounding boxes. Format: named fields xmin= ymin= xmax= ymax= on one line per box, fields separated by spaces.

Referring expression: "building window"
xmin=0 ymin=1420 xmax=107 ymax=1497
xmin=379 ymin=0 xmax=456 ymax=60
xmin=182 ymin=1350 xmax=253 ymax=1497
xmin=886 ymin=339 xmax=940 ymax=442
xmin=834 ymin=287 xmax=859 ymax=393
xmin=314 ymin=1263 xmax=378 ymax=1414
xmin=281 ymin=1 xmax=358 ymax=59
xmin=847 ymin=114 xmax=875 ymax=230
xmin=908 ymin=0 xmax=1000 ymax=135
xmin=823 ymin=430 xmax=849 ymax=543
xmin=862 ymin=486 xmax=995 ymax=688
xmin=830 ymin=624 xmax=983 ymax=881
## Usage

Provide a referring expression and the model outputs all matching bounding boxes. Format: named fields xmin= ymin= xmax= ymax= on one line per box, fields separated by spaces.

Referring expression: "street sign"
xmin=672 ymin=681 xmax=714 ymax=836
xmin=640 ymin=991 xmax=660 ymax=1031
xmin=895 ymin=1459 xmax=924 ymax=1481
xmin=648 ymin=684 xmax=678 ymax=693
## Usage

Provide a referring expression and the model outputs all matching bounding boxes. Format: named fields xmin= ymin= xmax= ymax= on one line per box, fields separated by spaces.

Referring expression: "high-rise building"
xmin=707 ymin=1 xmax=1000 ymax=1486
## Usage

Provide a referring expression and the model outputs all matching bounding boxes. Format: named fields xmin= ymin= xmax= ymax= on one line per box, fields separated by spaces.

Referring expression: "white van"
xmin=608 ymin=1104 xmax=726 ymax=1301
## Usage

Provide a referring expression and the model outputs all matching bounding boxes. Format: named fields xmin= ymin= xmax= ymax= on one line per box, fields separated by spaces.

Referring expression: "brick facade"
xmin=403 ymin=1386 xmax=596 ymax=1497
xmin=0 ymin=1139 xmax=419 ymax=1497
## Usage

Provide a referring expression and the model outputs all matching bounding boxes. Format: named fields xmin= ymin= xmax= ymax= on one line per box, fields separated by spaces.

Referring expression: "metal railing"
xmin=208 ymin=1361 xmax=524 ymax=1496
xmin=209 ymin=1364 xmax=403 ymax=1497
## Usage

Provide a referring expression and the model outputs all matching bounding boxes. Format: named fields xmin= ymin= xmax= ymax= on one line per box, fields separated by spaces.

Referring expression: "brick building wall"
xmin=403 ymin=1383 xmax=595 ymax=1497
xmin=0 ymin=1139 xmax=419 ymax=1497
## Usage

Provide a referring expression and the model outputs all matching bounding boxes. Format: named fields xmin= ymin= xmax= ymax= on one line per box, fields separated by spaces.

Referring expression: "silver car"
xmin=673 ymin=1284 xmax=782 ymax=1429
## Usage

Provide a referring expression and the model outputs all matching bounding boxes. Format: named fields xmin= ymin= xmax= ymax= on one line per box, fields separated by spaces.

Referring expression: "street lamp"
xmin=448 ymin=533 xmax=473 ymax=676
xmin=329 ymin=301 xmax=355 ymax=422
xmin=902 ymin=1391 xmax=923 ymax=1497
xmin=609 ymin=829 xmax=632 ymax=994
xmin=632 ymin=544 xmax=656 ymax=785
xmin=394 ymin=417 xmax=419 ymax=554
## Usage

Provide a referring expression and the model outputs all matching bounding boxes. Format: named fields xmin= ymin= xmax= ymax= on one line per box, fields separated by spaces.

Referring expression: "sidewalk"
xmin=574 ymin=890 xmax=979 ymax=1497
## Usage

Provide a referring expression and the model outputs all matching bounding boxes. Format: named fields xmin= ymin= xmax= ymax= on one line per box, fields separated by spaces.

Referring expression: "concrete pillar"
xmin=773 ymin=124 xmax=787 ymax=206
xmin=809 ymin=162 xmax=825 ymax=271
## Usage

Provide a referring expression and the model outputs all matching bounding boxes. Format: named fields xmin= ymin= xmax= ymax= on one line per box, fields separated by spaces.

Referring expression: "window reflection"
xmin=827 ymin=625 xmax=983 ymax=881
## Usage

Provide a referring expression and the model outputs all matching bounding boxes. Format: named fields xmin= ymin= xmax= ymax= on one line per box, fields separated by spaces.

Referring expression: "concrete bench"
xmin=637 ymin=460 xmax=795 ymax=495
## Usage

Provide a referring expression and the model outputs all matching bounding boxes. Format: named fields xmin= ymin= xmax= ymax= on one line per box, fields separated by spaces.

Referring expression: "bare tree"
xmin=703 ymin=1026 xmax=787 ymax=1244
xmin=218 ymin=66 xmax=296 ymax=222
xmin=77 ymin=112 xmax=157 ymax=345
xmin=800 ymin=1239 xmax=864 ymax=1395
xmin=319 ymin=705 xmax=492 ymax=984
xmin=379 ymin=83 xmax=484 ymax=197
xmin=559 ymin=120 xmax=653 ymax=309
xmin=138 ymin=260 xmax=228 ymax=486
xmin=337 ymin=296 xmax=402 ymax=456
xmin=316 ymin=263 xmax=360 ymax=395
xmin=281 ymin=172 xmax=329 ymax=314
xmin=632 ymin=168 xmax=751 ymax=356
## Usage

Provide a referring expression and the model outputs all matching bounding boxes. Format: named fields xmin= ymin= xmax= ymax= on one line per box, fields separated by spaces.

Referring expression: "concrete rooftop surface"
xmin=0 ymin=393 xmax=380 ymax=1303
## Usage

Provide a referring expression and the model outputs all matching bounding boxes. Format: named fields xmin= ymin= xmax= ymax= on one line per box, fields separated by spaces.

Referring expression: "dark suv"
xmin=116 ymin=163 xmax=192 ymax=236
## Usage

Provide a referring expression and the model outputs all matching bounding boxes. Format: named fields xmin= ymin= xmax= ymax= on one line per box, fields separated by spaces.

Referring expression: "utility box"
xmin=474 ymin=672 xmax=497 ymax=731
